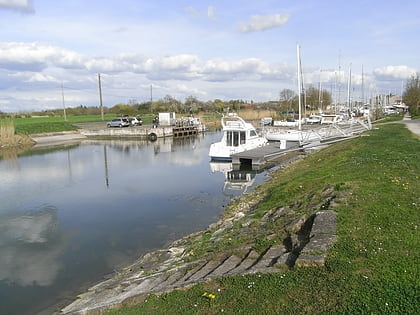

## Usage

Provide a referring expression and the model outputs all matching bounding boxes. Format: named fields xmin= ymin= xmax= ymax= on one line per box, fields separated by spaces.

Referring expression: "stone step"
xmin=227 ymin=249 xmax=260 ymax=275
xmin=272 ymin=253 xmax=290 ymax=267
xmin=310 ymin=210 xmax=337 ymax=235
xmin=186 ymin=260 xmax=222 ymax=282
xmin=207 ymin=255 xmax=242 ymax=277
xmin=172 ymin=262 xmax=207 ymax=287
xmin=251 ymin=245 xmax=287 ymax=269
xmin=151 ymin=269 xmax=186 ymax=292
xmin=121 ymin=275 xmax=166 ymax=298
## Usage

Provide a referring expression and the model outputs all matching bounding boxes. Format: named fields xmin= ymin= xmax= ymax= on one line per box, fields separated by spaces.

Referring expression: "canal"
xmin=0 ymin=132 xmax=271 ymax=315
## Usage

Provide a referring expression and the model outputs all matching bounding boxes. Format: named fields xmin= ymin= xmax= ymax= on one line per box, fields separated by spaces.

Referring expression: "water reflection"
xmin=0 ymin=205 xmax=64 ymax=287
xmin=0 ymin=133 xmax=269 ymax=315
xmin=209 ymin=162 xmax=260 ymax=195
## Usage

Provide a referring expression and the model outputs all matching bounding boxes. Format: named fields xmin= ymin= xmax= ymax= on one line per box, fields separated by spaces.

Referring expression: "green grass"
xmin=12 ymin=114 xmax=156 ymax=134
xmin=13 ymin=114 xmax=109 ymax=134
xmin=106 ymin=122 xmax=419 ymax=315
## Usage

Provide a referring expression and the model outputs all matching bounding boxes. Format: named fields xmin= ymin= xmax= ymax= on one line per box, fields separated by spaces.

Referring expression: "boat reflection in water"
xmin=209 ymin=162 xmax=263 ymax=195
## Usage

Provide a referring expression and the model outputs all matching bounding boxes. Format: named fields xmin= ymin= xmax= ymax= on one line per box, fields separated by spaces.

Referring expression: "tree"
xmin=213 ymin=99 xmax=225 ymax=113
xmin=279 ymin=89 xmax=295 ymax=102
xmin=110 ymin=104 xmax=135 ymax=116
xmin=163 ymin=95 xmax=182 ymax=112
xmin=184 ymin=96 xmax=203 ymax=113
xmin=304 ymin=86 xmax=332 ymax=112
xmin=137 ymin=102 xmax=151 ymax=113
xmin=404 ymin=74 xmax=420 ymax=116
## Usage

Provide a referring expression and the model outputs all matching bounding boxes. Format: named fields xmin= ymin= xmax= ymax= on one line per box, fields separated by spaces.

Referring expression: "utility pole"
xmin=98 ymin=73 xmax=104 ymax=121
xmin=150 ymin=84 xmax=153 ymax=113
xmin=61 ymin=83 xmax=67 ymax=121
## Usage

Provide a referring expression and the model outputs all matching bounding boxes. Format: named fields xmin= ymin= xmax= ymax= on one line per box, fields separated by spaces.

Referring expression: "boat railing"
xmin=224 ymin=120 xmax=245 ymax=128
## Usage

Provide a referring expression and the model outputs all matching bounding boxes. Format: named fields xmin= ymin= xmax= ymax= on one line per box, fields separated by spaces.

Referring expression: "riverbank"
xmin=61 ymin=151 xmax=340 ymax=314
xmin=60 ymin=118 xmax=419 ymax=314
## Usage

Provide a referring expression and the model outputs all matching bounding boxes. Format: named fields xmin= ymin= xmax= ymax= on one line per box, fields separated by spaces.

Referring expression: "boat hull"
xmin=208 ymin=113 xmax=268 ymax=161
xmin=209 ymin=138 xmax=268 ymax=161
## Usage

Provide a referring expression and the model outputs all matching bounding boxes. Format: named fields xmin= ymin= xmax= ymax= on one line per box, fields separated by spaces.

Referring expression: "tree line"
xmin=2 ymin=75 xmax=419 ymax=119
xmin=4 ymin=85 xmax=330 ymax=119
xmin=404 ymin=74 xmax=420 ymax=117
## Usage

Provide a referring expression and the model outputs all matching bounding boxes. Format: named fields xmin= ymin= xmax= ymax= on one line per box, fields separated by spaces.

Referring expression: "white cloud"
xmin=1 ymin=40 xmax=418 ymax=112
xmin=0 ymin=42 xmax=85 ymax=71
xmin=185 ymin=5 xmax=217 ymax=21
xmin=0 ymin=0 xmax=33 ymax=12
xmin=373 ymin=65 xmax=417 ymax=81
xmin=175 ymin=83 xmax=207 ymax=97
xmin=27 ymin=72 xmax=57 ymax=83
xmin=239 ymin=13 xmax=290 ymax=33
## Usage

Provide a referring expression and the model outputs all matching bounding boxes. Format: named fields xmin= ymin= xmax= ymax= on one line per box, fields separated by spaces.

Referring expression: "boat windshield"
xmin=226 ymin=131 xmax=246 ymax=146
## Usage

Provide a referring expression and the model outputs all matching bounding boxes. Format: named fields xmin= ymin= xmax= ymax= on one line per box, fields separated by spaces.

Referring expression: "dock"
xmin=231 ymin=142 xmax=301 ymax=169
xmin=79 ymin=124 xmax=206 ymax=141
xmin=232 ymin=134 xmax=360 ymax=169
xmin=173 ymin=125 xmax=200 ymax=137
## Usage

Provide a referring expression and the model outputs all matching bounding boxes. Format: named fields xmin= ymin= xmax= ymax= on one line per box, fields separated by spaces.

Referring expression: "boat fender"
xmin=148 ymin=132 xmax=157 ymax=141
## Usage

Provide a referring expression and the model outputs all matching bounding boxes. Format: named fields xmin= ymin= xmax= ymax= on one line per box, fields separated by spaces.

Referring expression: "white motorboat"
xmin=209 ymin=113 xmax=268 ymax=161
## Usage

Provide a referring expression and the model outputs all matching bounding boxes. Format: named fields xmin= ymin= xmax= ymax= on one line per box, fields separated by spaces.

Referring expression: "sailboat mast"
xmin=297 ymin=44 xmax=302 ymax=132
xmin=361 ymin=65 xmax=365 ymax=105
xmin=347 ymin=63 xmax=352 ymax=115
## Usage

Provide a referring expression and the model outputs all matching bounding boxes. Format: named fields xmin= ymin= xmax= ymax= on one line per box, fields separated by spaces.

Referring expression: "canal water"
xmin=0 ymin=132 xmax=270 ymax=315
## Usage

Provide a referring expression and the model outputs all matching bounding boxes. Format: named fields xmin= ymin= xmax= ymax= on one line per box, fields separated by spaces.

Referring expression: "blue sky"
xmin=0 ymin=0 xmax=418 ymax=112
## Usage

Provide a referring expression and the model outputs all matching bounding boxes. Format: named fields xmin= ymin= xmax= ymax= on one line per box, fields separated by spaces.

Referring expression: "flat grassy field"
xmin=12 ymin=114 xmax=111 ymax=134
xmin=106 ymin=121 xmax=419 ymax=315
xmin=11 ymin=114 xmax=155 ymax=134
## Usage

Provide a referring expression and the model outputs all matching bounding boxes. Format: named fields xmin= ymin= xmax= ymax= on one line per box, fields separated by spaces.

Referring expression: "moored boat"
xmin=263 ymin=128 xmax=321 ymax=143
xmin=209 ymin=113 xmax=268 ymax=161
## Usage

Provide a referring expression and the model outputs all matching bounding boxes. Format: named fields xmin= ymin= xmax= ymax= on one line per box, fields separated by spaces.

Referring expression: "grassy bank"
xmin=106 ymin=121 xmax=419 ymax=315
xmin=12 ymin=114 xmax=116 ymax=134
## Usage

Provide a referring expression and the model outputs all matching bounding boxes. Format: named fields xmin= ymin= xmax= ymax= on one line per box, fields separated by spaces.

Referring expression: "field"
xmin=105 ymin=121 xmax=419 ymax=315
xmin=0 ymin=113 xmax=160 ymax=136
xmin=4 ymin=110 xmax=275 ymax=136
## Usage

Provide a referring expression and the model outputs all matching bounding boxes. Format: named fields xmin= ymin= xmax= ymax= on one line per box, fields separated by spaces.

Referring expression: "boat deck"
xmin=231 ymin=142 xmax=301 ymax=168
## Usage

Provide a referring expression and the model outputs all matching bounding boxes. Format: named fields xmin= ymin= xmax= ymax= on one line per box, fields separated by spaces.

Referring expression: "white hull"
xmin=209 ymin=113 xmax=268 ymax=161
xmin=273 ymin=120 xmax=299 ymax=127
xmin=209 ymin=138 xmax=268 ymax=161
xmin=264 ymin=129 xmax=320 ymax=142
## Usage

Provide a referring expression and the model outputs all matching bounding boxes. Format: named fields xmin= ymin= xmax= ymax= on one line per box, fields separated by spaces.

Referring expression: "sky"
xmin=0 ymin=0 xmax=419 ymax=113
